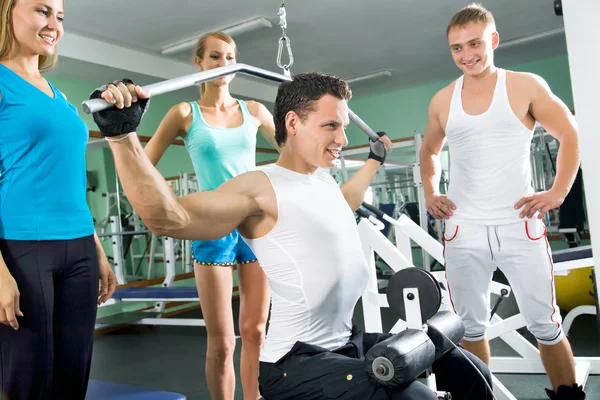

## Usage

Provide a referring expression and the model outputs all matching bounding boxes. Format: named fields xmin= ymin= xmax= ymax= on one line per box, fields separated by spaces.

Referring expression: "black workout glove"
xmin=89 ymin=79 xmax=150 ymax=137
xmin=368 ymin=131 xmax=387 ymax=165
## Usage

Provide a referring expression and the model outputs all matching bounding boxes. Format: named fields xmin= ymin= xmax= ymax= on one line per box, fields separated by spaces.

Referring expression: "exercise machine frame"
xmin=358 ymin=210 xmax=599 ymax=400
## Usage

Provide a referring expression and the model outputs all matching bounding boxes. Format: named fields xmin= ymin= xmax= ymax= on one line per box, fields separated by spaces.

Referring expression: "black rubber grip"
xmin=362 ymin=202 xmax=385 ymax=218
xmin=356 ymin=208 xmax=371 ymax=219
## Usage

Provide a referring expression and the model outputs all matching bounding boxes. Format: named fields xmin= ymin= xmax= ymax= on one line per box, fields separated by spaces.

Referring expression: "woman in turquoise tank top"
xmin=144 ymin=31 xmax=278 ymax=400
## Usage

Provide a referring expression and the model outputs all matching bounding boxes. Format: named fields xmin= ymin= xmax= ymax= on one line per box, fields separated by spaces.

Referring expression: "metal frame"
xmin=397 ymin=286 xmax=449 ymax=397
xmin=412 ymin=133 xmax=432 ymax=269
xmin=109 ymin=216 xmax=127 ymax=284
xmin=122 ymin=236 xmax=206 ymax=328
xmin=338 ymin=133 xmax=443 ymax=268
xmin=357 ymin=215 xmax=516 ymax=399
xmin=98 ymin=192 xmax=155 ymax=281
xmin=357 ymin=210 xmax=599 ymax=400
xmin=97 ymin=217 xmax=205 ymax=329
xmin=101 ymin=216 xmax=154 ymax=284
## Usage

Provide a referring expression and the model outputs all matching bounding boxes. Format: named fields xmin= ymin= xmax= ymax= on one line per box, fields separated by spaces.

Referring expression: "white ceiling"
xmin=48 ymin=0 xmax=567 ymax=99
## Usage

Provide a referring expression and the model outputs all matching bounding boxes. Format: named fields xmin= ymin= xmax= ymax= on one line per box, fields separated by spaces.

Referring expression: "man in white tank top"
xmin=94 ymin=72 xmax=493 ymax=399
xmin=420 ymin=4 xmax=583 ymax=399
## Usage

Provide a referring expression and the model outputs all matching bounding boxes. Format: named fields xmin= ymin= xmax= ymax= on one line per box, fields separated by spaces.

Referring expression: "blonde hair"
xmin=0 ymin=0 xmax=60 ymax=71
xmin=446 ymin=3 xmax=496 ymax=36
xmin=193 ymin=31 xmax=237 ymax=95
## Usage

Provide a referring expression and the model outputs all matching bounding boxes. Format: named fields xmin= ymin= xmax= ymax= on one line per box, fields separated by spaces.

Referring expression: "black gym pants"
xmin=0 ymin=236 xmax=99 ymax=400
xmin=258 ymin=327 xmax=493 ymax=400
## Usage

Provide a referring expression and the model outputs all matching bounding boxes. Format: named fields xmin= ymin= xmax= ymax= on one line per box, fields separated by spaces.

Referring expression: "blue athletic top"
xmin=184 ymin=100 xmax=259 ymax=191
xmin=0 ymin=64 xmax=94 ymax=240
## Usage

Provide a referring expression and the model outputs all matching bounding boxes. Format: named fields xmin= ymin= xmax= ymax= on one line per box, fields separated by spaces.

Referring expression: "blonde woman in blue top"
xmin=144 ymin=31 xmax=277 ymax=400
xmin=0 ymin=0 xmax=116 ymax=398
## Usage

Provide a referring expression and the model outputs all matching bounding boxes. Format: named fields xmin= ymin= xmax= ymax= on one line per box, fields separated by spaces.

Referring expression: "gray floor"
xmin=90 ymin=278 xmax=600 ymax=400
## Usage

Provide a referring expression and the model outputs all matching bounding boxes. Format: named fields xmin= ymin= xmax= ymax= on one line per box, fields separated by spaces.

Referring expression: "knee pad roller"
xmin=365 ymin=329 xmax=436 ymax=387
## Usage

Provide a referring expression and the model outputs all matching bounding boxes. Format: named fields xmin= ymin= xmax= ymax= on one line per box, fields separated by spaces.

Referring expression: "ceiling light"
xmin=161 ymin=16 xmax=272 ymax=56
xmin=346 ymin=70 xmax=392 ymax=84
xmin=498 ymin=27 xmax=565 ymax=50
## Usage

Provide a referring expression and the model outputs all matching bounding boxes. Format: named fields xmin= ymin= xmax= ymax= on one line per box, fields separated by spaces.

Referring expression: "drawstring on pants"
xmin=486 ymin=226 xmax=501 ymax=260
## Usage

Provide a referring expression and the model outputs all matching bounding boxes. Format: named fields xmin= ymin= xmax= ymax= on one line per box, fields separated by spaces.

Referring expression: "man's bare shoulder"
xmin=216 ymin=170 xmax=276 ymax=221
xmin=506 ymin=70 xmax=547 ymax=90
xmin=431 ymin=82 xmax=455 ymax=110
xmin=234 ymin=169 xmax=278 ymax=235
xmin=225 ymin=170 xmax=272 ymax=196
xmin=505 ymin=70 xmax=554 ymax=106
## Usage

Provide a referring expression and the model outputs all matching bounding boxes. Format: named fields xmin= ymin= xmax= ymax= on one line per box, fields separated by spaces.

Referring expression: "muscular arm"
xmin=420 ymin=93 xmax=447 ymax=197
xmin=341 ymin=159 xmax=381 ymax=212
xmin=528 ymin=74 xmax=580 ymax=198
xmin=144 ymin=102 xmax=190 ymax=165
xmin=247 ymin=101 xmax=280 ymax=152
xmin=107 ymin=133 xmax=261 ymax=241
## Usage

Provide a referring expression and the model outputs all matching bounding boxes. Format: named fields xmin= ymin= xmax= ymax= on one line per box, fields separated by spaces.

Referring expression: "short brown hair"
xmin=446 ymin=3 xmax=496 ymax=36
xmin=273 ymin=72 xmax=352 ymax=147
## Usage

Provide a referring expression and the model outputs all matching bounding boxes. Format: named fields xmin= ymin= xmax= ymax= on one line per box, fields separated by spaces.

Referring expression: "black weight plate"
xmin=386 ymin=268 xmax=442 ymax=323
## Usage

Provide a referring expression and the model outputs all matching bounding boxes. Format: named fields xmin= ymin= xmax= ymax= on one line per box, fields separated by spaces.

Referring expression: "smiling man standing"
xmin=419 ymin=3 xmax=583 ymax=399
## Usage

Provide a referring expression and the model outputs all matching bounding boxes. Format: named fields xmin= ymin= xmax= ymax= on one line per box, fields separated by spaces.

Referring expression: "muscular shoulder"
xmin=226 ymin=170 xmax=270 ymax=193
xmin=428 ymin=83 xmax=454 ymax=123
xmin=506 ymin=70 xmax=549 ymax=98
xmin=221 ymin=170 xmax=273 ymax=206
xmin=228 ymin=169 xmax=277 ymax=233
xmin=431 ymin=83 xmax=454 ymax=110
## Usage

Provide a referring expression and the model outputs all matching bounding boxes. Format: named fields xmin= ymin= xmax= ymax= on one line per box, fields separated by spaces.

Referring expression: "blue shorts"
xmin=191 ymin=229 xmax=257 ymax=267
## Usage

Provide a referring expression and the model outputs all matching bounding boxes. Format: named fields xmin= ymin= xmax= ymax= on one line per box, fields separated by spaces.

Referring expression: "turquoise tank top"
xmin=184 ymin=100 xmax=259 ymax=190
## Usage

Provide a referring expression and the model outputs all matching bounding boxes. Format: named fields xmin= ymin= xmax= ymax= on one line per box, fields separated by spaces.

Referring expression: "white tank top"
xmin=445 ymin=68 xmax=534 ymax=225
xmin=243 ymin=164 xmax=370 ymax=363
